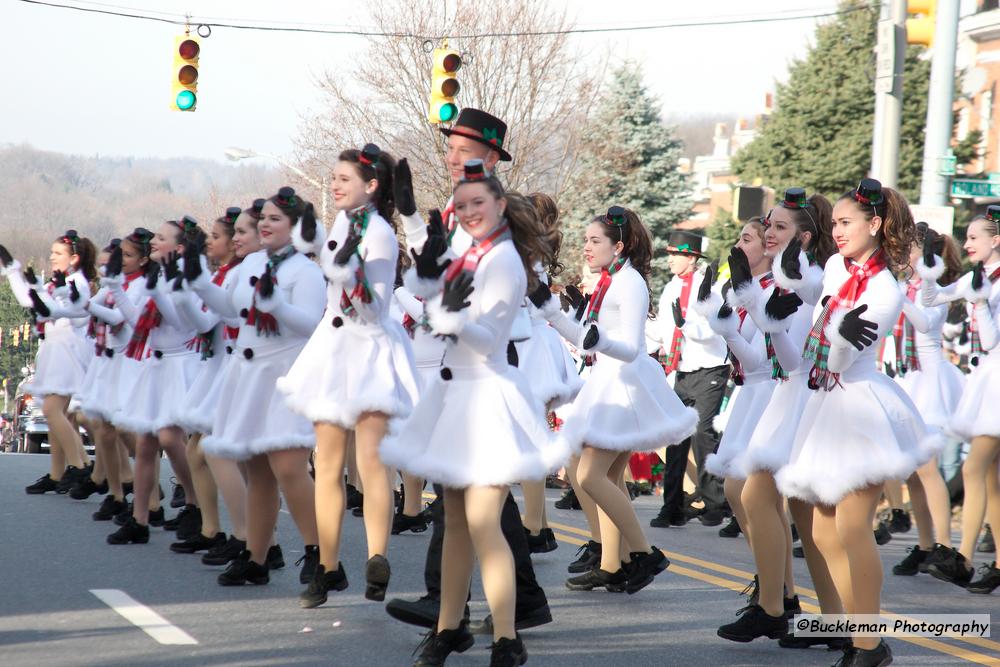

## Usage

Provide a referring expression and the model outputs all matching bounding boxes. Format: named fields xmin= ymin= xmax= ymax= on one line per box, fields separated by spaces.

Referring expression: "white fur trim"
xmin=426 ymin=294 xmax=468 ymax=336
xmin=753 ymin=292 xmax=794 ymax=334
xmin=915 ymin=255 xmax=946 ymax=283
xmin=277 ymin=379 xmax=412 ymax=430
xmin=187 ymin=268 xmax=212 ymax=292
xmin=52 ymin=285 xmax=69 ymax=300
xmin=323 ymin=253 xmax=359 ymax=285
xmin=726 ymin=281 xmax=757 ymax=311
xmin=253 ymin=288 xmax=283 ymax=314
xmin=771 ymin=250 xmax=810 ymax=293
xmin=402 ymin=266 xmax=444 ymax=300
xmin=292 ymin=218 xmax=327 ymax=255
xmin=202 ymin=432 xmax=316 ymax=461
xmin=99 ymin=274 xmax=124 ymax=290
xmin=1 ymin=259 xmax=21 ymax=278
xmin=538 ymin=293 xmax=563 ymax=319
xmin=400 ymin=212 xmax=425 ymax=239
xmin=709 ymin=306 xmax=740 ymax=339
xmin=559 ymin=405 xmax=698 ymax=454
xmin=692 ymin=290 xmax=723 ymax=319
xmin=823 ymin=308 xmax=852 ymax=351
xmin=966 ymin=277 xmax=993 ymax=304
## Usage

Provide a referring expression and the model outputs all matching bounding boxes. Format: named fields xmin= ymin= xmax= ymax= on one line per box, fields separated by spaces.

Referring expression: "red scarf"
xmin=443 ymin=222 xmax=510 ymax=282
xmin=661 ymin=271 xmax=694 ymax=375
xmin=584 ymin=256 xmax=627 ymax=323
xmin=804 ymin=249 xmax=888 ymax=390
xmin=443 ymin=200 xmax=458 ymax=243
xmin=90 ymin=270 xmax=142 ymax=356
xmin=893 ymin=279 xmax=921 ymax=375
xmin=970 ymin=265 xmax=1000 ymax=356
xmin=125 ymin=297 xmax=161 ymax=360
xmin=212 ymin=259 xmax=242 ymax=340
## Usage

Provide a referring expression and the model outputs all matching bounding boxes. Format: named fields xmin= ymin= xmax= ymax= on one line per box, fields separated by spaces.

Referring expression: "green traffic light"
xmin=176 ymin=90 xmax=196 ymax=111
xmin=439 ymin=103 xmax=457 ymax=122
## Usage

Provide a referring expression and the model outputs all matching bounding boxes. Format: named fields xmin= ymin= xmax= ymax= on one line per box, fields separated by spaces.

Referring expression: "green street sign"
xmin=951 ymin=178 xmax=1000 ymax=198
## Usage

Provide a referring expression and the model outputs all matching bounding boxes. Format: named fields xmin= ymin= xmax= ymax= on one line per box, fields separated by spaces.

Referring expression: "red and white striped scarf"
xmin=443 ymin=222 xmax=510 ymax=282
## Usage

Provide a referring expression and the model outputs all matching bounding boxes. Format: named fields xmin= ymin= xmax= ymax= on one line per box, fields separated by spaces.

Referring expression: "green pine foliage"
xmin=731 ymin=2 xmax=930 ymax=201
xmin=0 ymin=283 xmax=37 ymax=410
xmin=705 ymin=206 xmax=741 ymax=263
xmin=559 ymin=63 xmax=691 ymax=293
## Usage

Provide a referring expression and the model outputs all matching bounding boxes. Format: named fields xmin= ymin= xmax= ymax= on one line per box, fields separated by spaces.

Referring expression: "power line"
xmin=13 ymin=0 xmax=874 ymax=39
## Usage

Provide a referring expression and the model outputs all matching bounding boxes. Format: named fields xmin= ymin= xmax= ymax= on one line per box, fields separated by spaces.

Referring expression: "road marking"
xmin=90 ymin=589 xmax=197 ymax=645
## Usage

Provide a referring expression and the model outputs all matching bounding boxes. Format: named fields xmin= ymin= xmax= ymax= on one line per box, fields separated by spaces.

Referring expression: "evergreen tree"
xmin=731 ymin=1 xmax=930 ymax=201
xmin=705 ymin=206 xmax=741 ymax=263
xmin=559 ymin=63 xmax=691 ymax=294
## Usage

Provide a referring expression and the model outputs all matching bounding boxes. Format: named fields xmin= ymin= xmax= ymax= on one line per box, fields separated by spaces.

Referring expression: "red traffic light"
xmin=178 ymin=39 xmax=200 ymax=60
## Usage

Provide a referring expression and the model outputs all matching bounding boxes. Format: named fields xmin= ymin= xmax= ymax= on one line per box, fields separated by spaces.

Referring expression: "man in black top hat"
xmin=650 ymin=230 xmax=731 ymax=528
xmin=385 ymin=107 xmax=551 ymax=635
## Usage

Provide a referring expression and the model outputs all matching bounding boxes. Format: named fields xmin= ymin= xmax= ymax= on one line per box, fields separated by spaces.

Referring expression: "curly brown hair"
xmin=526 ymin=192 xmax=564 ymax=278
xmin=837 ymin=186 xmax=915 ymax=272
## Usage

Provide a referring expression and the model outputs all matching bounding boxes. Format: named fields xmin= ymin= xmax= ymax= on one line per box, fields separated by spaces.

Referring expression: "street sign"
xmin=951 ymin=178 xmax=1000 ymax=199
xmin=938 ymin=152 xmax=957 ymax=176
xmin=909 ymin=204 xmax=955 ymax=235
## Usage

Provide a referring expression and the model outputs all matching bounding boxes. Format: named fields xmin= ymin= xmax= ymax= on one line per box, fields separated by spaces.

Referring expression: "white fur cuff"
xmin=426 ymin=294 xmax=468 ymax=336
xmin=726 ymin=281 xmax=757 ymax=311
xmin=401 ymin=212 xmax=426 ymax=238
xmin=403 ymin=266 xmax=444 ymax=300
xmin=915 ymin=255 xmax=945 ymax=284
xmin=772 ymin=250 xmax=818 ymax=294
xmin=711 ymin=310 xmax=740 ymax=339
xmin=966 ymin=277 xmax=993 ymax=304
xmin=539 ymin=293 xmax=563 ymax=319
xmin=323 ymin=253 xmax=359 ymax=286
xmin=292 ymin=220 xmax=327 ymax=255
xmin=1 ymin=259 xmax=21 ymax=278
xmin=692 ymin=290 xmax=722 ymax=319
xmin=823 ymin=308 xmax=852 ymax=351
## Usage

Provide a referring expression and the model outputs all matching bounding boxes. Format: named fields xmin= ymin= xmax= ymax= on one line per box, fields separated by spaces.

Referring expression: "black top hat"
xmin=460 ymin=159 xmax=489 ymax=182
xmin=224 ymin=206 xmax=242 ymax=224
xmin=359 ymin=143 xmax=381 ymax=167
xmin=666 ymin=230 xmax=704 ymax=256
xmin=854 ymin=178 xmax=884 ymax=207
xmin=779 ymin=187 xmax=810 ymax=210
xmin=987 ymin=205 xmax=1000 ymax=223
xmin=440 ymin=108 xmax=512 ymax=162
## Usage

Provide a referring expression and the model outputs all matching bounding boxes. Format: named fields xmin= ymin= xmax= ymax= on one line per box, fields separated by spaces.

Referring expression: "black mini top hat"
xmin=854 ymin=178 xmax=884 ymax=207
xmin=251 ymin=198 xmax=266 ymax=214
xmin=986 ymin=205 xmax=1000 ymax=223
xmin=665 ymin=229 xmax=704 ymax=256
xmin=440 ymin=108 xmax=512 ymax=162
xmin=460 ymin=159 xmax=490 ymax=182
xmin=779 ymin=187 xmax=810 ymax=209
xmin=224 ymin=206 xmax=242 ymax=224
xmin=359 ymin=143 xmax=381 ymax=167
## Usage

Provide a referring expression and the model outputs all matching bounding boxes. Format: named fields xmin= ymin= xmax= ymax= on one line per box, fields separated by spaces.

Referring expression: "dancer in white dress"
xmin=188 ymin=187 xmax=325 ymax=589
xmin=2 ymin=232 xmax=95 ymax=493
xmin=920 ymin=208 xmax=1000 ymax=594
xmin=531 ymin=206 xmax=696 ymax=595
xmin=278 ymin=144 xmax=419 ymax=608
xmin=776 ymin=179 xmax=937 ymax=666
xmin=382 ymin=160 xmax=559 ymax=666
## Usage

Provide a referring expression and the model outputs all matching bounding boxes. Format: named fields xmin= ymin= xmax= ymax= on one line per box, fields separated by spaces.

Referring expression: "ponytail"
xmin=503 ymin=192 xmax=555 ymax=292
xmin=338 ymin=145 xmax=397 ymax=225
xmin=526 ymin=192 xmax=564 ymax=278
xmin=75 ymin=238 xmax=99 ymax=283
xmin=837 ymin=184 xmax=915 ymax=272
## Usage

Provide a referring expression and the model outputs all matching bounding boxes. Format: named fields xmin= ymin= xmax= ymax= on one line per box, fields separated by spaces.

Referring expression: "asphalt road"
xmin=1 ymin=453 xmax=997 ymax=667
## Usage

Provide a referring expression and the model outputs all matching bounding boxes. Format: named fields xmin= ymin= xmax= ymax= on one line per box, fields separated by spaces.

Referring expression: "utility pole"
xmin=919 ymin=1 xmax=961 ymax=206
xmin=871 ymin=0 xmax=907 ymax=187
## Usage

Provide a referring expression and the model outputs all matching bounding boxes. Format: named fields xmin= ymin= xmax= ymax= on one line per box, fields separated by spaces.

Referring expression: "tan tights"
xmin=521 ymin=480 xmax=548 ymax=535
xmin=566 ymin=455 xmax=601 ymax=543
xmin=314 ymin=414 xmax=392 ymax=570
xmin=133 ymin=427 xmax=197 ymax=525
xmin=724 ymin=477 xmax=751 ymax=546
xmin=245 ymin=447 xmax=317 ymax=566
xmin=438 ymin=485 xmax=515 ymax=642
xmin=401 ymin=473 xmax=424 ymax=516
xmin=906 ymin=456 xmax=952 ymax=550
xmin=742 ymin=472 xmax=800 ymax=618
xmin=206 ymin=453 xmax=248 ymax=540
xmin=578 ymin=447 xmax=650 ymax=572
xmin=92 ymin=419 xmax=123 ymax=499
xmin=883 ymin=479 xmax=905 ymax=511
xmin=959 ymin=435 xmax=1000 ymax=564
xmin=42 ymin=395 xmax=88 ymax=475
xmin=812 ymin=485 xmax=883 ymax=651
xmin=186 ymin=434 xmax=220 ymax=537
xmin=788 ymin=498 xmax=842 ymax=614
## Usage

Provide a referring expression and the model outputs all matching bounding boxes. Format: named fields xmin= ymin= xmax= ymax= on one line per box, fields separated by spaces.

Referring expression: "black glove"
xmin=959 ymin=322 xmax=970 ymax=345
xmin=441 ymin=272 xmax=474 ymax=312
xmin=28 ymin=289 xmax=50 ymax=318
xmin=69 ymin=281 xmax=81 ymax=303
xmin=781 ymin=238 xmax=803 ymax=280
xmin=697 ymin=262 xmax=718 ymax=302
xmin=334 ymin=230 xmax=362 ymax=266
xmin=883 ymin=362 xmax=896 ymax=379
xmin=0 ymin=244 xmax=12 ymax=268
xmin=728 ymin=247 xmax=752 ymax=293
xmin=972 ymin=261 xmax=986 ymax=292
xmin=564 ymin=284 xmax=584 ymax=310
xmin=718 ymin=302 xmax=733 ymax=319
xmin=23 ymin=266 xmax=38 ymax=286
xmin=410 ymin=211 xmax=452 ymax=280
xmin=393 ymin=158 xmax=416 ymax=217
xmin=258 ymin=265 xmax=275 ymax=299
xmin=161 ymin=251 xmax=180 ymax=282
xmin=582 ymin=324 xmax=600 ymax=350
xmin=821 ymin=295 xmax=831 ymax=308
xmin=764 ymin=289 xmax=803 ymax=321
xmin=144 ymin=261 xmax=160 ymax=290
xmin=298 ymin=207 xmax=317 ymax=246
xmin=671 ymin=298 xmax=685 ymax=328
xmin=183 ymin=241 xmax=202 ymax=283
xmin=106 ymin=246 xmax=123 ymax=277
xmin=173 ymin=273 xmax=184 ymax=292
xmin=922 ymin=232 xmax=936 ymax=269
xmin=838 ymin=304 xmax=878 ymax=351
xmin=52 ymin=270 xmax=66 ymax=289
xmin=528 ymin=282 xmax=552 ymax=309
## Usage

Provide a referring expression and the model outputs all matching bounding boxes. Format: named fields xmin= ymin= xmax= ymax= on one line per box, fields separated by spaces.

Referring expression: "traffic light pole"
xmin=871 ymin=0 xmax=907 ymax=188
xmin=918 ymin=0 xmax=961 ymax=206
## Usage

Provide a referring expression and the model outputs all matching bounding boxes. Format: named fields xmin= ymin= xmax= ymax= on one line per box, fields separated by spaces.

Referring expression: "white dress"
xmin=110 ymin=273 xmax=201 ymax=435
xmin=380 ymin=238 xmax=559 ymax=488
xmin=4 ymin=265 xmax=92 ymax=398
xmin=546 ymin=261 xmax=698 ymax=454
xmin=197 ymin=249 xmax=325 ymax=459
xmin=775 ymin=255 xmax=941 ymax=506
xmin=278 ymin=209 xmax=420 ymax=429
xmin=921 ymin=260 xmax=1000 ymax=440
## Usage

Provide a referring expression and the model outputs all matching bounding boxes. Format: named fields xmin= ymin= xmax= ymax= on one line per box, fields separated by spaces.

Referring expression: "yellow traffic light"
xmin=907 ymin=0 xmax=936 ymax=47
xmin=427 ymin=46 xmax=461 ymax=124
xmin=171 ymin=35 xmax=200 ymax=112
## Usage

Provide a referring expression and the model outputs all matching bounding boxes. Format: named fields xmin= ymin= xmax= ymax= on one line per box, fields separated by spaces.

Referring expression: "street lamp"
xmin=224 ymin=146 xmax=329 ymax=226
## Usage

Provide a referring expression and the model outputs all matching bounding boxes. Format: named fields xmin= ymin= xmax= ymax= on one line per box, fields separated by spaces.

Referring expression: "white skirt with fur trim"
xmin=896 ymin=358 xmax=965 ymax=431
xmin=738 ymin=373 xmax=812 ymax=475
xmin=277 ymin=312 xmax=420 ymax=429
xmin=948 ymin=353 xmax=1000 ymax=441
xmin=706 ymin=377 xmax=776 ymax=480
xmin=775 ymin=371 xmax=943 ymax=506
xmin=78 ymin=352 xmax=142 ymax=422
xmin=556 ymin=354 xmax=698 ymax=454
xmin=380 ymin=362 xmax=562 ymax=488
xmin=513 ymin=321 xmax=584 ymax=411
xmin=202 ymin=341 xmax=314 ymax=460
xmin=22 ymin=330 xmax=90 ymax=399
xmin=174 ymin=351 xmax=228 ymax=435
xmin=110 ymin=351 xmax=201 ymax=434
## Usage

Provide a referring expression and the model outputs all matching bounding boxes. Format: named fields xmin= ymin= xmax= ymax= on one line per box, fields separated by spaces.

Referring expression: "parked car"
xmin=12 ymin=379 xmax=93 ymax=454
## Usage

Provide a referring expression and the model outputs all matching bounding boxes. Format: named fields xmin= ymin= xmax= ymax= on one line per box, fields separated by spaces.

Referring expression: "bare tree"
xmin=294 ymin=0 xmax=603 ymax=210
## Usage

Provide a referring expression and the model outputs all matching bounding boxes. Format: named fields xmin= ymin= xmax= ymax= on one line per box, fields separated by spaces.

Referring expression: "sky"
xmin=5 ymin=0 xmax=855 ymax=164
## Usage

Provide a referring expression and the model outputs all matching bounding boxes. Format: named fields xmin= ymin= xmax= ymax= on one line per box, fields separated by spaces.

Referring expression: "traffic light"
xmin=427 ymin=46 xmax=461 ymax=124
xmin=907 ymin=0 xmax=936 ymax=47
xmin=171 ymin=34 xmax=200 ymax=112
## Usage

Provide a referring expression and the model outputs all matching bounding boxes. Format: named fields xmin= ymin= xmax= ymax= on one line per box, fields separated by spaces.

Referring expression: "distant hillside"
xmin=0 ymin=143 xmax=289 ymax=263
